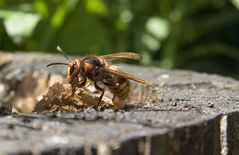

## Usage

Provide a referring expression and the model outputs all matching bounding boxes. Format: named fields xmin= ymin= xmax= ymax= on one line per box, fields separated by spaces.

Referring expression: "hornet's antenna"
xmin=57 ymin=46 xmax=71 ymax=62
xmin=46 ymin=46 xmax=70 ymax=67
xmin=46 ymin=62 xmax=68 ymax=67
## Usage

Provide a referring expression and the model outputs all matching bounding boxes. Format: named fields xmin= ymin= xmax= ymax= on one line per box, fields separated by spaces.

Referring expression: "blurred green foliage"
xmin=1 ymin=0 xmax=239 ymax=78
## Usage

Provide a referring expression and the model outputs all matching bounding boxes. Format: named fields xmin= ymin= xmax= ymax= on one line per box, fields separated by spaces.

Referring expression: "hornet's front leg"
xmin=71 ymin=75 xmax=87 ymax=95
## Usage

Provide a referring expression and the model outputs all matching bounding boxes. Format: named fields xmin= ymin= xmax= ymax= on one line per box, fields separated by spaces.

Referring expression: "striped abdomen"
xmin=104 ymin=77 xmax=130 ymax=105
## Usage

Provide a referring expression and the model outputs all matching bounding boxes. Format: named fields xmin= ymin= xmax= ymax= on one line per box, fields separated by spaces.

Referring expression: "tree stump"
xmin=0 ymin=52 xmax=238 ymax=155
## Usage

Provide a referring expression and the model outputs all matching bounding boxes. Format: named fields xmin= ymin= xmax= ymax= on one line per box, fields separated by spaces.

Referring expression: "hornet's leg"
xmin=94 ymin=81 xmax=104 ymax=107
xmin=112 ymin=95 xmax=116 ymax=103
xmin=71 ymin=75 xmax=87 ymax=95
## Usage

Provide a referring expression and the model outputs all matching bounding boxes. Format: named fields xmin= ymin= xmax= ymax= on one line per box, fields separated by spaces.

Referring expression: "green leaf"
xmin=85 ymin=0 xmax=107 ymax=15
xmin=231 ymin=0 xmax=239 ymax=10
xmin=51 ymin=0 xmax=78 ymax=28
xmin=0 ymin=10 xmax=41 ymax=44
xmin=146 ymin=16 xmax=170 ymax=40
xmin=141 ymin=33 xmax=161 ymax=51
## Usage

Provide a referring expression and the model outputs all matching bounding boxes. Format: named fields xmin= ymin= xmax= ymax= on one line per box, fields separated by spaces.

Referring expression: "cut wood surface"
xmin=0 ymin=52 xmax=238 ymax=155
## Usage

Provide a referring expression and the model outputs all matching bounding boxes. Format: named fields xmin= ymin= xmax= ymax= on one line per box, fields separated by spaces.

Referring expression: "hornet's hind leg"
xmin=94 ymin=81 xmax=104 ymax=108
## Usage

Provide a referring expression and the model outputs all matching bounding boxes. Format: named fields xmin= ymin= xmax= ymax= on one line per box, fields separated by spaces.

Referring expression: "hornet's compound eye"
xmin=67 ymin=60 xmax=81 ymax=83
xmin=68 ymin=66 xmax=74 ymax=75
xmin=68 ymin=61 xmax=76 ymax=76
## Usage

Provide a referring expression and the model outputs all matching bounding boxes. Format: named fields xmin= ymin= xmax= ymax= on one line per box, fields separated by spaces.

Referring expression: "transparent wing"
xmin=101 ymin=67 xmax=152 ymax=85
xmin=99 ymin=52 xmax=141 ymax=61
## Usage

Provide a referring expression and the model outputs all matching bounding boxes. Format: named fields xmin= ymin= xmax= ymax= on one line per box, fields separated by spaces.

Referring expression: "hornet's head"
xmin=47 ymin=46 xmax=81 ymax=83
xmin=66 ymin=59 xmax=81 ymax=83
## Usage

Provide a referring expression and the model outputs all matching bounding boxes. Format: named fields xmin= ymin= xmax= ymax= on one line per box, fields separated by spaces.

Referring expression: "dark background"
xmin=1 ymin=0 xmax=239 ymax=79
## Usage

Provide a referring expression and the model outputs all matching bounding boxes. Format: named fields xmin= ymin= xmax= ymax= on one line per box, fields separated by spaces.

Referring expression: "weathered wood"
xmin=0 ymin=52 xmax=239 ymax=155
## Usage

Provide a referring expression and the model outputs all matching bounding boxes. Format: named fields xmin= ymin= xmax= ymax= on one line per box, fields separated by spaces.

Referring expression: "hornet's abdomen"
xmin=104 ymin=77 xmax=130 ymax=104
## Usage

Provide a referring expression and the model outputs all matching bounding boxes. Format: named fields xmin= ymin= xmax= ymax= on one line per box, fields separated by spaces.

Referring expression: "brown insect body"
xmin=68 ymin=56 xmax=130 ymax=105
xmin=47 ymin=46 xmax=152 ymax=107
